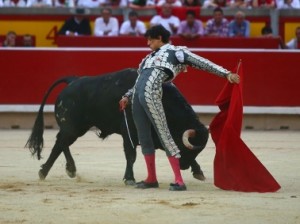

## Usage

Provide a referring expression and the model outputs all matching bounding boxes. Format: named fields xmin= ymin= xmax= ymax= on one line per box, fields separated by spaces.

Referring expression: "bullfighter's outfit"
xmin=123 ymin=43 xmax=232 ymax=191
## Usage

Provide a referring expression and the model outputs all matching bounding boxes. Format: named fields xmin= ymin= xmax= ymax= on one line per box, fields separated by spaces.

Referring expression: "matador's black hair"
xmin=144 ymin=25 xmax=171 ymax=43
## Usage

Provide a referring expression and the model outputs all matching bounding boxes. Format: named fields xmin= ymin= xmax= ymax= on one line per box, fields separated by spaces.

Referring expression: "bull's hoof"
xmin=66 ymin=169 xmax=76 ymax=178
xmin=193 ymin=172 xmax=206 ymax=181
xmin=38 ymin=170 xmax=46 ymax=180
xmin=124 ymin=179 xmax=136 ymax=186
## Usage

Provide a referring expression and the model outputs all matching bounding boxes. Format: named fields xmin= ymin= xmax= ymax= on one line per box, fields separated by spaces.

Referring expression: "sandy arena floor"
xmin=0 ymin=129 xmax=299 ymax=224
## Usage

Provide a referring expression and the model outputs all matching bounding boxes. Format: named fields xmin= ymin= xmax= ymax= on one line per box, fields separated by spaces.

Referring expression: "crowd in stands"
xmin=56 ymin=6 xmax=252 ymax=38
xmin=51 ymin=4 xmax=299 ymax=49
xmin=0 ymin=0 xmax=299 ymax=48
xmin=0 ymin=0 xmax=299 ymax=8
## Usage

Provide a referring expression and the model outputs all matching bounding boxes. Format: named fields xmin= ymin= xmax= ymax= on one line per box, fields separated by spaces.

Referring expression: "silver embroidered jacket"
xmin=123 ymin=43 xmax=231 ymax=99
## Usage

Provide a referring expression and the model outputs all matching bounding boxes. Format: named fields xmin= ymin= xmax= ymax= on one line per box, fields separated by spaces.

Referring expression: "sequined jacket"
xmin=123 ymin=43 xmax=231 ymax=98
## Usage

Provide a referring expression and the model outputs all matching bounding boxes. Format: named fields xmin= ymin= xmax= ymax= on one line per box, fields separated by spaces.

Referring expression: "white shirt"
xmin=77 ymin=0 xmax=127 ymax=7
xmin=156 ymin=0 xmax=182 ymax=6
xmin=77 ymin=0 xmax=104 ymax=7
xmin=275 ymin=0 xmax=300 ymax=8
xmin=26 ymin=0 xmax=52 ymax=7
xmin=120 ymin=20 xmax=146 ymax=36
xmin=286 ymin=38 xmax=299 ymax=49
xmin=150 ymin=15 xmax=180 ymax=35
xmin=94 ymin=17 xmax=119 ymax=36
xmin=2 ymin=0 xmax=27 ymax=7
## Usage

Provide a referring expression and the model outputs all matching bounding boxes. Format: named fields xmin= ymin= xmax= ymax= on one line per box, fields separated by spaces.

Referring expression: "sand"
xmin=0 ymin=129 xmax=299 ymax=224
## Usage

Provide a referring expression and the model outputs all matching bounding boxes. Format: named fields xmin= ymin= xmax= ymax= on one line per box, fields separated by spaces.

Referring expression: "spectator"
xmin=228 ymin=0 xmax=250 ymax=8
xmin=286 ymin=26 xmax=300 ymax=49
xmin=23 ymin=34 xmax=33 ymax=47
xmin=100 ymin=0 xmax=128 ymax=7
xmin=128 ymin=0 xmax=156 ymax=9
xmin=276 ymin=0 xmax=300 ymax=8
xmin=228 ymin=11 xmax=250 ymax=37
xmin=119 ymin=11 xmax=146 ymax=36
xmin=202 ymin=0 xmax=229 ymax=8
xmin=182 ymin=0 xmax=202 ymax=6
xmin=58 ymin=8 xmax=92 ymax=36
xmin=177 ymin=10 xmax=204 ymax=39
xmin=2 ymin=31 xmax=16 ymax=47
xmin=94 ymin=8 xmax=119 ymax=36
xmin=150 ymin=3 xmax=180 ymax=35
xmin=251 ymin=0 xmax=275 ymax=8
xmin=78 ymin=0 xmax=128 ymax=7
xmin=77 ymin=0 xmax=103 ymax=7
xmin=157 ymin=0 xmax=182 ymax=7
xmin=261 ymin=24 xmax=273 ymax=37
xmin=26 ymin=0 xmax=52 ymax=7
xmin=1 ymin=0 xmax=27 ymax=6
xmin=260 ymin=24 xmax=286 ymax=49
xmin=54 ymin=0 xmax=75 ymax=7
xmin=204 ymin=7 xmax=229 ymax=37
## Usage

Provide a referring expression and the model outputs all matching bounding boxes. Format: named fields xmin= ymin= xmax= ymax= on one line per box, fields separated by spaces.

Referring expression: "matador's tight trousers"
xmin=132 ymin=68 xmax=180 ymax=158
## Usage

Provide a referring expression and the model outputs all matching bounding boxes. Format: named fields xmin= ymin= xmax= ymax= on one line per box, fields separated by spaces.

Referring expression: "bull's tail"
xmin=25 ymin=76 xmax=78 ymax=160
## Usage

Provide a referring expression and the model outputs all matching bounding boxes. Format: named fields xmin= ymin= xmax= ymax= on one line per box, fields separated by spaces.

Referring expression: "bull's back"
xmin=57 ymin=68 xmax=137 ymax=102
xmin=55 ymin=68 xmax=138 ymax=132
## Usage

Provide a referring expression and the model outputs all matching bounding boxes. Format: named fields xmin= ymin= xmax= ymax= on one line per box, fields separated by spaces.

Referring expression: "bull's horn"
xmin=182 ymin=129 xmax=196 ymax=150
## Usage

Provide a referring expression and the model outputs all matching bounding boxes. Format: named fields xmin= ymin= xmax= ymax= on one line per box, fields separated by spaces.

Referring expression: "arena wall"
xmin=0 ymin=48 xmax=299 ymax=130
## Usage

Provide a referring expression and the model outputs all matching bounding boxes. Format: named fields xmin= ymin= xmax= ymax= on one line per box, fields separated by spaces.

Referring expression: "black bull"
xmin=26 ymin=68 xmax=209 ymax=184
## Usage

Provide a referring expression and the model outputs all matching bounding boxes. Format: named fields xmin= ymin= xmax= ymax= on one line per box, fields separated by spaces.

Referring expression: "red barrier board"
xmin=56 ymin=36 xmax=281 ymax=49
xmin=0 ymin=48 xmax=299 ymax=106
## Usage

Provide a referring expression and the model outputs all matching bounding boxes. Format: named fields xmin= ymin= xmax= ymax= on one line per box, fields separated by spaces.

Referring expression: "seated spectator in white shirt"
xmin=286 ymin=26 xmax=300 ymax=49
xmin=78 ymin=0 xmax=127 ymax=7
xmin=26 ymin=0 xmax=52 ymax=7
xmin=150 ymin=3 xmax=180 ymax=35
xmin=120 ymin=11 xmax=146 ymax=36
xmin=94 ymin=8 xmax=119 ymax=36
xmin=276 ymin=0 xmax=300 ymax=8
xmin=77 ymin=0 xmax=103 ymax=7
xmin=54 ymin=0 xmax=75 ymax=7
xmin=2 ymin=0 xmax=28 ymax=7
xmin=157 ymin=0 xmax=182 ymax=7
xmin=177 ymin=10 xmax=204 ymax=39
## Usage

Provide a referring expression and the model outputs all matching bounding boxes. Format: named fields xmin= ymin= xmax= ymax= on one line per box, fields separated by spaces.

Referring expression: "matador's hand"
xmin=119 ymin=97 xmax=129 ymax=111
xmin=227 ymin=73 xmax=240 ymax=84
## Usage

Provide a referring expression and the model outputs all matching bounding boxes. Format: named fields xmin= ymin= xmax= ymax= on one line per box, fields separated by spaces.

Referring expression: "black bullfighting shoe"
xmin=169 ymin=183 xmax=187 ymax=191
xmin=135 ymin=181 xmax=159 ymax=189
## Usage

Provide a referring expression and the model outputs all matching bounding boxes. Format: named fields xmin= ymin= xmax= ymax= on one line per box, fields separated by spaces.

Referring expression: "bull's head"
xmin=178 ymin=126 xmax=209 ymax=178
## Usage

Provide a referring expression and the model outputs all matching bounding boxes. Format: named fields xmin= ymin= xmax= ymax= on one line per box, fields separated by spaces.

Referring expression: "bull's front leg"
xmin=120 ymin=117 xmax=138 ymax=185
xmin=122 ymin=141 xmax=137 ymax=185
xmin=190 ymin=160 xmax=206 ymax=181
